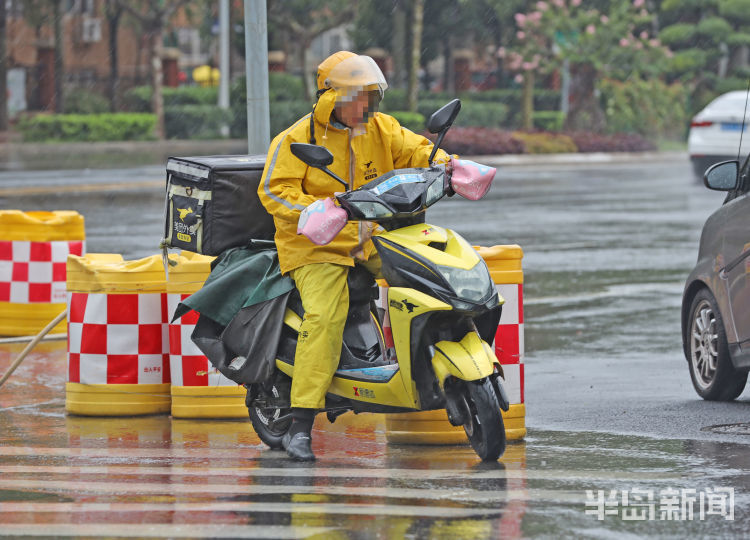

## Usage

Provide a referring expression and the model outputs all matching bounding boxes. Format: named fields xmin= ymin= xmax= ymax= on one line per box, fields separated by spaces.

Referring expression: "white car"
xmin=688 ymin=90 xmax=750 ymax=179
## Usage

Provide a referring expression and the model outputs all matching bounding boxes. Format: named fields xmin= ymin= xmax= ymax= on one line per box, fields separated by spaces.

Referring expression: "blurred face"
xmin=334 ymin=90 xmax=380 ymax=128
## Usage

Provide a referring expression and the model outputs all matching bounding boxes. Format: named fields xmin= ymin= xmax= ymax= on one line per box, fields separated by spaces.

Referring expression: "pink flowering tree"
xmin=503 ymin=0 xmax=671 ymax=132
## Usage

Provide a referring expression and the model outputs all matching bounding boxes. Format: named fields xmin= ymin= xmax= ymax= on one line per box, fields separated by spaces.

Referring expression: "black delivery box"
xmin=163 ymin=154 xmax=275 ymax=256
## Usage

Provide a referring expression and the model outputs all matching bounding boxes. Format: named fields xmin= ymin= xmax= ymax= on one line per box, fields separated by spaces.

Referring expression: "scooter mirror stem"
xmin=428 ymin=130 xmax=447 ymax=165
xmin=320 ymin=167 xmax=349 ymax=189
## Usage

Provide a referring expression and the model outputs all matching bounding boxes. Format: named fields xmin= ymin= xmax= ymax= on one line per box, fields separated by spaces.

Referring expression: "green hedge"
xmin=382 ymin=88 xmax=560 ymax=129
xmin=123 ymin=85 xmax=219 ymax=112
xmin=229 ymin=76 xmax=312 ymax=138
xmin=63 ymin=89 xmax=111 ymax=114
xmin=389 ymin=111 xmax=426 ymax=132
xmin=229 ymin=99 xmax=312 ymax=140
xmin=17 ymin=113 xmax=156 ymax=142
xmin=268 ymin=72 xmax=306 ymax=102
xmin=164 ymin=105 xmax=233 ymax=140
xmin=416 ymin=99 xmax=508 ymax=129
xmin=600 ymin=77 xmax=689 ymax=140
xmin=512 ymin=131 xmax=577 ymax=153
xmin=533 ymin=111 xmax=565 ymax=132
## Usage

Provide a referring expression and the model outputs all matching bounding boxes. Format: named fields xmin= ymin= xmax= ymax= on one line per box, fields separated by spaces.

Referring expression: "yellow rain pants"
xmin=289 ymin=255 xmax=381 ymax=409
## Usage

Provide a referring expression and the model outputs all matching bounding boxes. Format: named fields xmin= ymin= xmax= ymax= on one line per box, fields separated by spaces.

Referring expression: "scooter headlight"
xmin=346 ymin=200 xmax=394 ymax=219
xmin=425 ymin=176 xmax=446 ymax=207
xmin=436 ymin=260 xmax=494 ymax=303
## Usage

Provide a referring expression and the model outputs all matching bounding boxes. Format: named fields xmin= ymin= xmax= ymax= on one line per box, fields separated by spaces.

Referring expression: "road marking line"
xmin=0 ymin=478 xmax=631 ymax=505
xmin=0 ymin=523 xmax=333 ymax=539
xmin=0 ymin=179 xmax=162 ymax=197
xmin=0 ymin=477 xmax=539 ymax=503
xmin=0 ymin=463 xmax=688 ymax=482
xmin=0 ymin=501 xmax=502 ymax=518
xmin=0 ymin=445 xmax=264 ymax=459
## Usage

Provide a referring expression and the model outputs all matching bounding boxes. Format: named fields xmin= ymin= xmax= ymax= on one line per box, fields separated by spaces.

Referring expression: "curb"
xmin=470 ymin=150 xmax=688 ymax=167
xmin=0 ymin=140 xmax=250 ymax=171
xmin=0 ymin=139 xmax=688 ymax=171
xmin=0 ymin=139 xmax=250 ymax=157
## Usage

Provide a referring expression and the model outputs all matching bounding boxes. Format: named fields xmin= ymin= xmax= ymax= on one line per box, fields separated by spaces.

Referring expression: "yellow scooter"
xmin=247 ymin=100 xmax=510 ymax=461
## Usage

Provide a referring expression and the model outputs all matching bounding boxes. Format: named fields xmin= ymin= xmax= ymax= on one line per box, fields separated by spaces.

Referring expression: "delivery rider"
xmin=258 ymin=51 xmax=451 ymax=461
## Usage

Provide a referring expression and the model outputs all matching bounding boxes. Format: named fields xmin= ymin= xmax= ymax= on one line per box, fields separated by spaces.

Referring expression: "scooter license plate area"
xmin=327 ymin=365 xmax=415 ymax=409
xmin=431 ymin=332 xmax=496 ymax=385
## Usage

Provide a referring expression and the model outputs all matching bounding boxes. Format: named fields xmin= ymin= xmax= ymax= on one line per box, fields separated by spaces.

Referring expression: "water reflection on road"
xmin=1 ymin=338 xmax=747 ymax=538
xmin=2 ymin=157 xmax=749 ymax=536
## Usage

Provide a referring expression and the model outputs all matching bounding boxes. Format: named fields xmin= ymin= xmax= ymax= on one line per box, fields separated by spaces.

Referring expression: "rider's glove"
xmin=448 ymin=157 xmax=496 ymax=200
xmin=297 ymin=197 xmax=349 ymax=245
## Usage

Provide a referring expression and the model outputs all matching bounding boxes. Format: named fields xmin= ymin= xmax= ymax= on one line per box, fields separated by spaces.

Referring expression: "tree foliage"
xmin=267 ymin=0 xmax=358 ymax=100
xmin=659 ymin=0 xmax=750 ymax=102
xmin=499 ymin=0 xmax=669 ymax=132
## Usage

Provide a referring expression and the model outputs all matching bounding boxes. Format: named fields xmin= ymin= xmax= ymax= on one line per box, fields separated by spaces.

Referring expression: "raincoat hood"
xmin=313 ymin=87 xmax=339 ymax=129
xmin=258 ymin=51 xmax=451 ymax=275
xmin=312 ymin=51 xmax=388 ymax=135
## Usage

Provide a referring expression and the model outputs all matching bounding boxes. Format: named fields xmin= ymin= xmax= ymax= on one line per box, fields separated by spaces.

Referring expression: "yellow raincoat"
xmin=257 ymin=52 xmax=449 ymax=409
xmin=258 ymin=86 xmax=449 ymax=275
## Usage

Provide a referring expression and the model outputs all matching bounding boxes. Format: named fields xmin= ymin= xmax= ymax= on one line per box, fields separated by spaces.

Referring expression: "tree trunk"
xmin=0 ymin=0 xmax=8 ymax=131
xmin=442 ymin=35 xmax=454 ymax=94
xmin=135 ymin=31 xmax=145 ymax=85
xmin=407 ymin=0 xmax=423 ymax=112
xmin=522 ymin=70 xmax=534 ymax=131
xmin=391 ymin=0 xmax=407 ymax=89
xmin=151 ymin=26 xmax=165 ymax=139
xmin=732 ymin=45 xmax=749 ymax=73
xmin=53 ymin=0 xmax=64 ymax=113
xmin=563 ymin=62 xmax=606 ymax=133
xmin=300 ymin=40 xmax=313 ymax=103
xmin=107 ymin=6 xmax=122 ymax=112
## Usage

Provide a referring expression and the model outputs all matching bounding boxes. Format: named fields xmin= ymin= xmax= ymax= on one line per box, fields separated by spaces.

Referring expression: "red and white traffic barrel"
xmin=65 ymin=254 xmax=171 ymax=416
xmin=0 ymin=210 xmax=85 ymax=336
xmin=167 ymin=252 xmax=246 ymax=418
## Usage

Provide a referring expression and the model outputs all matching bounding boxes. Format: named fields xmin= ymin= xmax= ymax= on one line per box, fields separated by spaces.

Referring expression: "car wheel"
xmin=687 ymin=289 xmax=748 ymax=401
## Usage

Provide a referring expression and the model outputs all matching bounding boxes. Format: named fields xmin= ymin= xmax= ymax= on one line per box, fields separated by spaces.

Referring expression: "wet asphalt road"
xmin=2 ymin=154 xmax=749 ymax=537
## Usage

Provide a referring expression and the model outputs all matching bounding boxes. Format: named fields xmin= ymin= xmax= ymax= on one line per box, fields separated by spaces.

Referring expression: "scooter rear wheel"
xmin=248 ymin=381 xmax=292 ymax=450
xmin=464 ymin=378 xmax=506 ymax=461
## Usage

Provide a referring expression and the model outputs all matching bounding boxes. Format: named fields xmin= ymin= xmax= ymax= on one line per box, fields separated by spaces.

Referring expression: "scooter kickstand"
xmin=326 ymin=409 xmax=348 ymax=424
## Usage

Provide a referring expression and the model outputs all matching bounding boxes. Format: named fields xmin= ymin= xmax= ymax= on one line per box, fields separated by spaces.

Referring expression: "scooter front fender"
xmin=431 ymin=331 xmax=496 ymax=387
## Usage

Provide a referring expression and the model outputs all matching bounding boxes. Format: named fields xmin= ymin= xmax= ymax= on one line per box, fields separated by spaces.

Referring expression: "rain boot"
xmin=282 ymin=408 xmax=315 ymax=461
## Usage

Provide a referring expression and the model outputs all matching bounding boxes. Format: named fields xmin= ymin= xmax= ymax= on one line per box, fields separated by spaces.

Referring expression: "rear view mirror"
xmin=289 ymin=142 xmax=347 ymax=188
xmin=704 ymin=160 xmax=739 ymax=191
xmin=290 ymin=143 xmax=334 ymax=169
xmin=427 ymin=99 xmax=461 ymax=134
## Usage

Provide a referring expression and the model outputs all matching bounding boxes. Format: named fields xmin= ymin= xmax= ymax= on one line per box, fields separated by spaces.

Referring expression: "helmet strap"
xmin=309 ymin=88 xmax=331 ymax=145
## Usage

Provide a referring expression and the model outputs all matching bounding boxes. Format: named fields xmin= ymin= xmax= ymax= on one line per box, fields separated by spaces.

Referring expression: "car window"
xmin=706 ymin=92 xmax=748 ymax=113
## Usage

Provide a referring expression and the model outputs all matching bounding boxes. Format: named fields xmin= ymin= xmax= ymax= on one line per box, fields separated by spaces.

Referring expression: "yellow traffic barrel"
xmin=167 ymin=252 xmax=247 ymax=419
xmin=64 ymin=253 xmax=171 ymax=416
xmin=0 ymin=210 xmax=85 ymax=336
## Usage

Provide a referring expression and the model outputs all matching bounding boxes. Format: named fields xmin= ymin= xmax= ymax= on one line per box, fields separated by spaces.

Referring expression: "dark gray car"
xmin=682 ymin=159 xmax=750 ymax=400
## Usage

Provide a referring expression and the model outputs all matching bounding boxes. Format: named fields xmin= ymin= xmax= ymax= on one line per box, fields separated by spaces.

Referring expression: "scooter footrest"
xmin=335 ymin=364 xmax=399 ymax=382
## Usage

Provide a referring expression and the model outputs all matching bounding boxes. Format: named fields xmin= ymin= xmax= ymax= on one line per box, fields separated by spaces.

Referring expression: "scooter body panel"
xmin=387 ymin=286 xmax=453 ymax=407
xmin=377 ymin=224 xmax=481 ymax=270
xmin=275 ymin=356 xmax=415 ymax=408
xmin=431 ymin=331 xmax=496 ymax=387
xmin=327 ymin=364 xmax=415 ymax=408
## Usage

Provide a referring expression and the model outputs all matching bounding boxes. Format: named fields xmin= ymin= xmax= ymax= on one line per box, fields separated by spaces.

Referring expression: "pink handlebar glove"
xmin=449 ymin=157 xmax=496 ymax=200
xmin=297 ymin=197 xmax=349 ymax=245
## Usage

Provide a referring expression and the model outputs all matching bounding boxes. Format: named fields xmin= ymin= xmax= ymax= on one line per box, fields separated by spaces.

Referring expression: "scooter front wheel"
xmin=463 ymin=378 xmax=506 ymax=461
xmin=248 ymin=381 xmax=292 ymax=450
